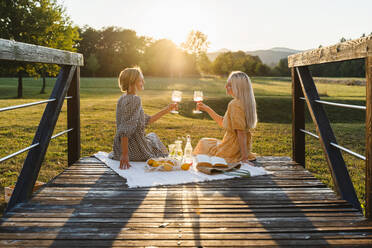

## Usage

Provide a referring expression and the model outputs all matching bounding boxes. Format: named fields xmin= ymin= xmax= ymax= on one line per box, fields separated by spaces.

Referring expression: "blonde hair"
xmin=118 ymin=67 xmax=143 ymax=92
xmin=228 ymin=71 xmax=257 ymax=129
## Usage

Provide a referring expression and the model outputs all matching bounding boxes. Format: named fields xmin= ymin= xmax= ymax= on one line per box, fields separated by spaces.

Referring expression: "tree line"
xmin=78 ymin=27 xmax=291 ymax=78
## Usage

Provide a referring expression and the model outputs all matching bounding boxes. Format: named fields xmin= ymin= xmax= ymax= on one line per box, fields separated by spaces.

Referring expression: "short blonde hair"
xmin=118 ymin=67 xmax=143 ymax=92
xmin=228 ymin=71 xmax=257 ymax=129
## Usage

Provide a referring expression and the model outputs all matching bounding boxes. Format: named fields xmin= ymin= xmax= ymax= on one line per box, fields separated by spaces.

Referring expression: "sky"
xmin=58 ymin=0 xmax=372 ymax=52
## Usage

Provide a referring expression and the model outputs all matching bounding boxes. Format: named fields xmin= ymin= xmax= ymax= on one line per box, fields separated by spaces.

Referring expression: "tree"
xmin=212 ymin=51 xmax=269 ymax=76
xmin=86 ymin=54 xmax=100 ymax=77
xmin=273 ymin=58 xmax=290 ymax=76
xmin=78 ymin=26 xmax=148 ymax=77
xmin=198 ymin=53 xmax=212 ymax=74
xmin=255 ymin=63 xmax=271 ymax=76
xmin=141 ymin=39 xmax=198 ymax=77
xmin=182 ymin=30 xmax=211 ymax=74
xmin=181 ymin=30 xmax=210 ymax=56
xmin=0 ymin=0 xmax=80 ymax=97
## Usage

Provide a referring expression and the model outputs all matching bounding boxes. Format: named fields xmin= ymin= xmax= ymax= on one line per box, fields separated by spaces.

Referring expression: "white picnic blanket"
xmin=94 ymin=151 xmax=271 ymax=188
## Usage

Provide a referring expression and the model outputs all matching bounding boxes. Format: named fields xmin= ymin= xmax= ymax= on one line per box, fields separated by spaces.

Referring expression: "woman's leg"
xmin=193 ymin=138 xmax=219 ymax=156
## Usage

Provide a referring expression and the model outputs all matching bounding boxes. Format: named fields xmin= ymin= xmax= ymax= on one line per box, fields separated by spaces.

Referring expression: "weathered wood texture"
xmin=288 ymin=35 xmax=372 ymax=67
xmin=296 ymin=66 xmax=361 ymax=211
xmin=292 ymin=67 xmax=305 ymax=167
xmin=366 ymin=56 xmax=372 ymax=219
xmin=1 ymin=156 xmax=371 ymax=247
xmin=0 ymin=38 xmax=84 ymax=66
xmin=5 ymin=66 xmax=77 ymax=212
xmin=67 ymin=67 xmax=81 ymax=166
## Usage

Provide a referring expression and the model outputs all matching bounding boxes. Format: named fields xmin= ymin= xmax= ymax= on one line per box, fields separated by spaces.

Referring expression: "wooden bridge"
xmin=0 ymin=37 xmax=372 ymax=247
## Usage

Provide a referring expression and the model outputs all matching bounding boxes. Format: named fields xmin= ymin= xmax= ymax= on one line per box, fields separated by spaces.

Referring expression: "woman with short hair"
xmin=110 ymin=67 xmax=177 ymax=169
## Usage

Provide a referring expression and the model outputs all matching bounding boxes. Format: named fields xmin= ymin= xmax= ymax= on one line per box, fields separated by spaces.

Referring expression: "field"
xmin=0 ymin=76 xmax=367 ymax=215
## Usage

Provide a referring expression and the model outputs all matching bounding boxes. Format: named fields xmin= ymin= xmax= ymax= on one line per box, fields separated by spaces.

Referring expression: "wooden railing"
xmin=0 ymin=39 xmax=83 ymax=211
xmin=288 ymin=36 xmax=372 ymax=218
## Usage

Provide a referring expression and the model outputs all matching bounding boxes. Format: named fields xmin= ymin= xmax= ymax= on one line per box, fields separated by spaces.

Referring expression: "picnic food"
xmin=162 ymin=163 xmax=173 ymax=171
xmin=181 ymin=163 xmax=191 ymax=171
xmin=147 ymin=159 xmax=157 ymax=166
xmin=146 ymin=158 xmax=180 ymax=171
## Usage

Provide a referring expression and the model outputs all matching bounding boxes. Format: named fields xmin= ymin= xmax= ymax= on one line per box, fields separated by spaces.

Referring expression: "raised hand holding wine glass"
xmin=171 ymin=90 xmax=182 ymax=114
xmin=193 ymin=91 xmax=203 ymax=114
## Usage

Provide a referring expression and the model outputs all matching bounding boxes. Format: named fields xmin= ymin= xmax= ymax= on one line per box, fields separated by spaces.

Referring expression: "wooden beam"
xmin=288 ymin=36 xmax=372 ymax=67
xmin=366 ymin=56 xmax=372 ymax=219
xmin=67 ymin=67 xmax=81 ymax=166
xmin=296 ymin=66 xmax=361 ymax=211
xmin=292 ymin=67 xmax=305 ymax=167
xmin=0 ymin=39 xmax=83 ymax=66
xmin=5 ymin=66 xmax=77 ymax=212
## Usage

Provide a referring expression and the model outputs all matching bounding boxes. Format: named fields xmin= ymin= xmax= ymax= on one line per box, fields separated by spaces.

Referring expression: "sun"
xmin=135 ymin=0 xmax=214 ymax=48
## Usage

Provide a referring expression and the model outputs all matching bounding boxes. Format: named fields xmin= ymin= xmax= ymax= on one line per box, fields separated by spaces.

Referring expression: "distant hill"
xmin=207 ymin=47 xmax=302 ymax=67
xmin=207 ymin=48 xmax=230 ymax=62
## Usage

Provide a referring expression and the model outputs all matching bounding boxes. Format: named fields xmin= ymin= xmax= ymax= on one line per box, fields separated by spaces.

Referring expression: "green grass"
xmin=0 ymin=76 xmax=367 ymax=214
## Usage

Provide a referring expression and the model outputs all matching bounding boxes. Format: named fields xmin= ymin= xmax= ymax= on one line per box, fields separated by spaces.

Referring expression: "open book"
xmin=195 ymin=154 xmax=241 ymax=175
xmin=195 ymin=154 xmax=229 ymax=168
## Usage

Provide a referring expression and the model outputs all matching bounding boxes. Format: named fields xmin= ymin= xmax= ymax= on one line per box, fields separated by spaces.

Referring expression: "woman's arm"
xmin=148 ymin=103 xmax=177 ymax=124
xmin=120 ymin=136 xmax=131 ymax=169
xmin=197 ymin=102 xmax=224 ymax=128
xmin=236 ymin=130 xmax=254 ymax=165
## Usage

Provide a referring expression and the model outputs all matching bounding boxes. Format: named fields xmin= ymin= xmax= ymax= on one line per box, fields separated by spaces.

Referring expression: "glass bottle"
xmin=183 ymin=135 xmax=193 ymax=164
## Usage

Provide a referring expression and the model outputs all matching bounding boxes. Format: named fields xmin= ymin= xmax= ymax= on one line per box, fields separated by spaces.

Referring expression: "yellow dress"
xmin=193 ymin=99 xmax=256 ymax=163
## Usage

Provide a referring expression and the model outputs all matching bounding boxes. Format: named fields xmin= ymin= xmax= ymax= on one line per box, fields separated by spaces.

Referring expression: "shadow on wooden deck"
xmin=0 ymin=156 xmax=372 ymax=247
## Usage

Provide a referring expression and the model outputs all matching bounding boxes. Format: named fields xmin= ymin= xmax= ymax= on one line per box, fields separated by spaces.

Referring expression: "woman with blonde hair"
xmin=193 ymin=71 xmax=257 ymax=165
xmin=109 ymin=67 xmax=177 ymax=169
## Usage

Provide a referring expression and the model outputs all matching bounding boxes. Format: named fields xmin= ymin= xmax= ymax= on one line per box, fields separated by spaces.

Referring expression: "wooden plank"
xmin=10 ymin=201 xmax=352 ymax=210
xmin=75 ymin=157 xmax=103 ymax=164
xmin=2 ymin=231 xmax=372 ymax=241
xmin=10 ymin=206 xmax=356 ymax=214
xmin=4 ymin=225 xmax=372 ymax=235
xmin=30 ymin=199 xmax=349 ymax=207
xmin=292 ymin=67 xmax=305 ymax=166
xmin=29 ymin=195 xmax=340 ymax=203
xmin=67 ymin=66 xmax=81 ymax=166
xmin=3 ymin=212 xmax=363 ymax=219
xmin=0 ymin=38 xmax=84 ymax=66
xmin=1 ymin=219 xmax=369 ymax=229
xmin=30 ymin=188 xmax=338 ymax=196
xmin=366 ymin=56 xmax=372 ymax=219
xmin=0 ymin=239 xmax=368 ymax=248
xmin=296 ymin=66 xmax=361 ymax=211
xmin=288 ymin=35 xmax=372 ymax=67
xmin=1 ymin=239 xmax=372 ymax=247
xmin=2 ymin=216 xmax=366 ymax=224
xmin=5 ymin=66 xmax=77 ymax=212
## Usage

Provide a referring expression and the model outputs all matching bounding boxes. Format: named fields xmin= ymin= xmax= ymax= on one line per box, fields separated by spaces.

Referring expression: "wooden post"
xmin=296 ymin=66 xmax=361 ymax=211
xmin=292 ymin=67 xmax=305 ymax=167
xmin=6 ymin=66 xmax=77 ymax=212
xmin=67 ymin=66 xmax=81 ymax=166
xmin=17 ymin=74 xmax=23 ymax=98
xmin=366 ymin=56 xmax=372 ymax=219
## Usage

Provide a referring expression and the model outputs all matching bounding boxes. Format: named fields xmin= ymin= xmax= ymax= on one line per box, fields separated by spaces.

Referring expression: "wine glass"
xmin=171 ymin=90 xmax=182 ymax=114
xmin=193 ymin=91 xmax=203 ymax=114
xmin=168 ymin=144 xmax=176 ymax=158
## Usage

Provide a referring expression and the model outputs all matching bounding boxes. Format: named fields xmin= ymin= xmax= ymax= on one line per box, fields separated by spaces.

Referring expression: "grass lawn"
xmin=0 ymin=76 xmax=367 ymax=215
